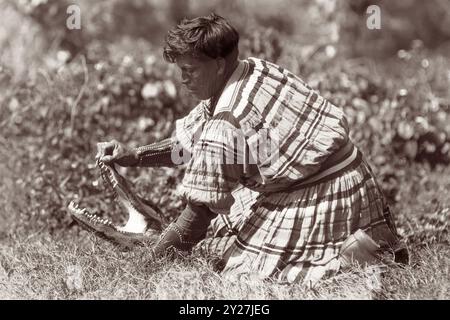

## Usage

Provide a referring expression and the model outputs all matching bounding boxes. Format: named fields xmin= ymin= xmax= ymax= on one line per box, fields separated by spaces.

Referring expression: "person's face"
xmin=176 ymin=55 xmax=222 ymax=100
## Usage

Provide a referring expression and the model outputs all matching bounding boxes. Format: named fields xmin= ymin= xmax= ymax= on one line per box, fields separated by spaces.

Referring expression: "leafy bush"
xmin=12 ymin=0 xmax=183 ymax=56
xmin=340 ymin=0 xmax=450 ymax=57
xmin=0 ymin=41 xmax=192 ymax=234
xmin=306 ymin=43 xmax=450 ymax=201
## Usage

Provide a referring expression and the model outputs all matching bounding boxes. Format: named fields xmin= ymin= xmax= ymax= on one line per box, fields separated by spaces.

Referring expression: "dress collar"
xmin=204 ymin=59 xmax=248 ymax=117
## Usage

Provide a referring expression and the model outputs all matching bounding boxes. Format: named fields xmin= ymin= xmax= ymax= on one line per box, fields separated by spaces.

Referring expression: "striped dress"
xmin=175 ymin=57 xmax=399 ymax=285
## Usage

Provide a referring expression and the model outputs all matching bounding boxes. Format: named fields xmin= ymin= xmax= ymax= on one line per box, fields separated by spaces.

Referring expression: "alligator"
xmin=67 ymin=159 xmax=236 ymax=258
xmin=68 ymin=159 xmax=168 ymax=248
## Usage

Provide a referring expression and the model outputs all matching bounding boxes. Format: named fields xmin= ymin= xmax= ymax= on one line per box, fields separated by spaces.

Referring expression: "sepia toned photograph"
xmin=0 ymin=0 xmax=448 ymax=303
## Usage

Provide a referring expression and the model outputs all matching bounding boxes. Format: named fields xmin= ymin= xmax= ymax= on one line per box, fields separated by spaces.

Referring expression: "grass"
xmin=0 ymin=231 xmax=448 ymax=300
xmin=0 ymin=166 xmax=448 ymax=300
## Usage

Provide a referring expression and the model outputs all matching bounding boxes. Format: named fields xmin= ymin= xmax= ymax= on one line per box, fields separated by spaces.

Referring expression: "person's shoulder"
xmin=246 ymin=57 xmax=280 ymax=71
xmin=245 ymin=57 xmax=304 ymax=82
xmin=210 ymin=111 xmax=240 ymax=128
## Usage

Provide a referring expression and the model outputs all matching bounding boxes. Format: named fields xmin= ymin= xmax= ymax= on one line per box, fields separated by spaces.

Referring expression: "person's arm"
xmin=98 ymin=103 xmax=206 ymax=167
xmin=96 ymin=137 xmax=190 ymax=167
xmin=134 ymin=101 xmax=209 ymax=167
xmin=132 ymin=137 xmax=188 ymax=167
xmin=178 ymin=112 xmax=245 ymax=214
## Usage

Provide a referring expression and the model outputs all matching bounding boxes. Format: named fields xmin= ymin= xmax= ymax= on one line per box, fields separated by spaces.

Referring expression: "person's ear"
xmin=216 ymin=58 xmax=226 ymax=75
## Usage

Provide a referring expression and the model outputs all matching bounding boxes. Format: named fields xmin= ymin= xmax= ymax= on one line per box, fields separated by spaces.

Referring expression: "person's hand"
xmin=95 ymin=139 xmax=139 ymax=167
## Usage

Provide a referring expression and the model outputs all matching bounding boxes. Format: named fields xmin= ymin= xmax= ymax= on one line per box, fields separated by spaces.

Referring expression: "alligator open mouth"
xmin=67 ymin=159 xmax=166 ymax=248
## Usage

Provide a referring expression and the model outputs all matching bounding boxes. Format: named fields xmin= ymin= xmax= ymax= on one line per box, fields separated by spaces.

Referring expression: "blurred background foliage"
xmin=0 ymin=0 xmax=449 ymax=243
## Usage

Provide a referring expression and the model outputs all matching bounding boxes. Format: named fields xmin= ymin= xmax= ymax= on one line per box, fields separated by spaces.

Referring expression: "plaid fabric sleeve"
xmin=174 ymin=101 xmax=208 ymax=154
xmin=178 ymin=112 xmax=246 ymax=214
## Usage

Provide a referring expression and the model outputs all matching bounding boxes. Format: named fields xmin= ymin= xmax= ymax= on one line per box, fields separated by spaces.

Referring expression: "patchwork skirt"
xmin=195 ymin=149 xmax=399 ymax=285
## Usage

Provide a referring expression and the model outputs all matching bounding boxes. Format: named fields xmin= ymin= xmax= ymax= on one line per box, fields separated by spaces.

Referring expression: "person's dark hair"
xmin=163 ymin=13 xmax=239 ymax=63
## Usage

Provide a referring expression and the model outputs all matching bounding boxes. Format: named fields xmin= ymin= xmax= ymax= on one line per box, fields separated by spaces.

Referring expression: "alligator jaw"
xmin=68 ymin=201 xmax=158 ymax=248
xmin=68 ymin=160 xmax=164 ymax=248
xmin=68 ymin=201 xmax=115 ymax=228
xmin=97 ymin=160 xmax=165 ymax=230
